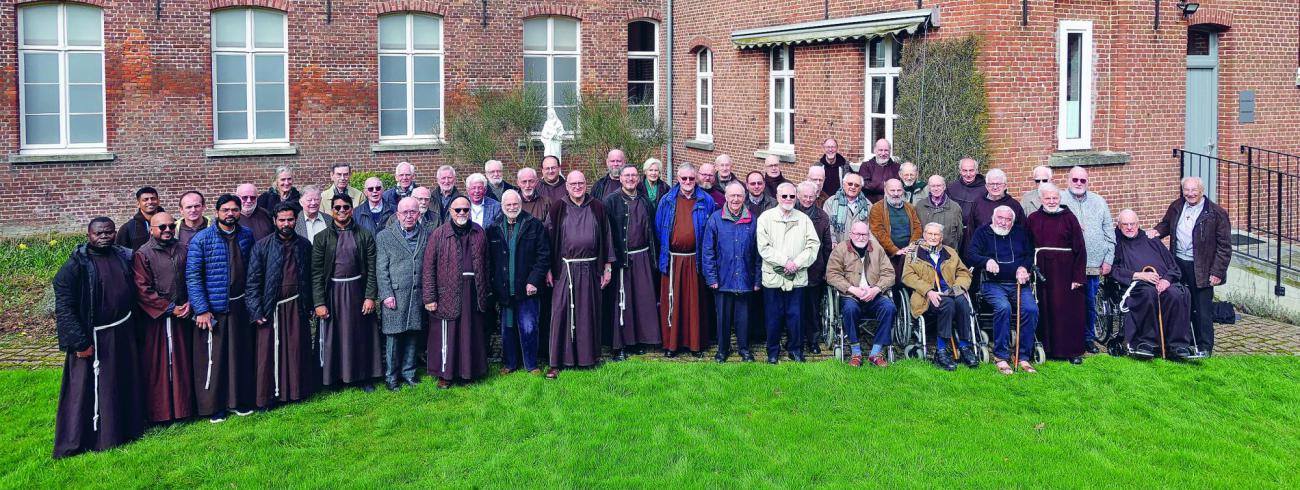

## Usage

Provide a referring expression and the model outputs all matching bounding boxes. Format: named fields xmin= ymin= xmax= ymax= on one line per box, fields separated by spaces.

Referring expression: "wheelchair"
xmin=971 ymin=270 xmax=1047 ymax=364
xmin=821 ymin=285 xmax=919 ymax=363
xmin=1095 ymin=276 xmax=1126 ymax=356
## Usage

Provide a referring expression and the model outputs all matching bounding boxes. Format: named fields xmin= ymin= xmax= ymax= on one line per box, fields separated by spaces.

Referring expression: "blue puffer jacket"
xmin=655 ymin=185 xmax=717 ymax=273
xmin=186 ymin=224 xmax=254 ymax=315
xmin=701 ymin=207 xmax=761 ymax=292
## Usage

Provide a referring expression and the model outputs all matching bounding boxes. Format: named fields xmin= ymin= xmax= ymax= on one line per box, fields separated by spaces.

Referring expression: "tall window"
xmin=378 ymin=13 xmax=444 ymax=142
xmin=212 ymin=8 xmax=288 ymax=145
xmin=17 ymin=2 xmax=105 ymax=152
xmin=627 ymin=20 xmax=658 ymax=121
xmin=524 ymin=16 xmax=580 ymax=132
xmin=1058 ymin=21 xmax=1093 ymax=150
xmin=696 ymin=49 xmax=713 ymax=141
xmin=866 ymin=36 xmax=901 ymax=150
xmin=769 ymin=46 xmax=795 ymax=152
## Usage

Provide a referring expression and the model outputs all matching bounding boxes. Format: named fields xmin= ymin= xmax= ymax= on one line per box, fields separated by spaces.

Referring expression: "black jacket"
xmin=53 ymin=244 xmax=135 ymax=352
xmin=116 ymin=210 xmax=161 ymax=251
xmin=257 ymin=187 xmax=302 ymax=214
xmin=486 ymin=211 xmax=552 ymax=304
xmin=602 ymin=191 xmax=659 ymax=269
xmin=246 ymin=233 xmax=313 ymax=322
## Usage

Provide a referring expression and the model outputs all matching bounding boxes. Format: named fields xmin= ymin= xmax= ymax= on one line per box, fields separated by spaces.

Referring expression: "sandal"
xmin=1019 ymin=361 xmax=1037 ymax=373
xmin=995 ymin=360 xmax=1014 ymax=375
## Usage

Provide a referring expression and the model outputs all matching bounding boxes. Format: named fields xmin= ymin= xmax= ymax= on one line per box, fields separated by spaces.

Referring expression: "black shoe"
xmin=209 ymin=411 xmax=228 ymax=424
xmin=361 ymin=383 xmax=376 ymax=393
xmin=959 ymin=345 xmax=980 ymax=368
xmin=809 ymin=343 xmax=821 ymax=354
xmin=714 ymin=353 xmax=727 ymax=363
xmin=404 ymin=378 xmax=420 ymax=387
xmin=633 ymin=346 xmax=646 ymax=355
xmin=664 ymin=350 xmax=678 ymax=358
xmin=1069 ymin=356 xmax=1084 ymax=365
xmin=612 ymin=350 xmax=627 ymax=362
xmin=691 ymin=351 xmax=704 ymax=359
xmin=1170 ymin=347 xmax=1194 ymax=361
xmin=386 ymin=380 xmax=400 ymax=391
xmin=767 ymin=355 xmax=779 ymax=364
xmin=935 ymin=349 xmax=957 ymax=371
xmin=740 ymin=350 xmax=755 ymax=362
xmin=256 ymin=407 xmax=270 ymax=414
xmin=1085 ymin=343 xmax=1100 ymax=354
xmin=1130 ymin=343 xmax=1155 ymax=360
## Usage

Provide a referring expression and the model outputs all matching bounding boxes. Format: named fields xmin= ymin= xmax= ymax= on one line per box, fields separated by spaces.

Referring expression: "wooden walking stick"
xmin=1013 ymin=280 xmax=1022 ymax=371
xmin=1142 ymin=266 xmax=1167 ymax=359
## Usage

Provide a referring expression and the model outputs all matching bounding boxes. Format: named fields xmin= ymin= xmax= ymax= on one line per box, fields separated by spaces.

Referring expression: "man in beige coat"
xmin=756 ymin=183 xmax=821 ymax=364
xmin=826 ymin=221 xmax=897 ymax=367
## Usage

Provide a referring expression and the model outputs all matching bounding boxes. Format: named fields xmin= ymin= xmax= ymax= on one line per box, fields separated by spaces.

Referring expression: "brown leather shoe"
xmin=500 ymin=367 xmax=514 ymax=375
xmin=868 ymin=355 xmax=889 ymax=367
xmin=437 ymin=378 xmax=451 ymax=389
xmin=528 ymin=368 xmax=543 ymax=376
xmin=848 ymin=354 xmax=863 ymax=367
xmin=545 ymin=368 xmax=559 ymax=379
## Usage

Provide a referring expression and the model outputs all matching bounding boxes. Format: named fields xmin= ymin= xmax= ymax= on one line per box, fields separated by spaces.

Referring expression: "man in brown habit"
xmin=131 ymin=211 xmax=195 ymax=424
xmin=53 ymin=217 xmax=145 ymax=458
xmin=247 ymin=204 xmax=320 ymax=407
xmin=423 ymin=196 xmax=490 ymax=389
xmin=312 ymin=194 xmax=382 ymax=392
xmin=603 ymin=165 xmax=661 ymax=360
xmin=545 ymin=171 xmax=615 ymax=379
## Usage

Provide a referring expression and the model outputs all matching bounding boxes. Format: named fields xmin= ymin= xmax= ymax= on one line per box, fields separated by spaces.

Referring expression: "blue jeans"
xmin=764 ymin=288 xmax=802 ymax=358
xmin=981 ymin=282 xmax=1038 ymax=360
xmin=500 ymin=298 xmax=540 ymax=371
xmin=1084 ymin=275 xmax=1099 ymax=343
xmin=384 ymin=331 xmax=419 ymax=384
xmin=839 ymin=294 xmax=896 ymax=348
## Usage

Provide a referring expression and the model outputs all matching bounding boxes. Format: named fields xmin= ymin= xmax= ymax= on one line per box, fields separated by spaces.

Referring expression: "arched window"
xmin=627 ymin=20 xmax=658 ymax=120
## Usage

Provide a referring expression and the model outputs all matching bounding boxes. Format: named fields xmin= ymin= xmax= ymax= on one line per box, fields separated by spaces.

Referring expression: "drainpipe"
xmin=665 ymin=0 xmax=675 ymax=176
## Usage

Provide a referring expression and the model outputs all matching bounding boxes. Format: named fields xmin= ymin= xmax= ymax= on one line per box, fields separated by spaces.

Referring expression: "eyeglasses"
xmin=451 ymin=207 xmax=470 ymax=214
xmin=1033 ymin=179 xmax=1050 ymax=184
xmin=1072 ymin=178 xmax=1088 ymax=184
xmin=239 ymin=195 xmax=257 ymax=201
xmin=366 ymin=186 xmax=383 ymax=192
xmin=848 ymin=232 xmax=869 ymax=237
xmin=843 ymin=182 xmax=862 ymax=187
xmin=333 ymin=205 xmax=352 ymax=211
xmin=987 ymin=182 xmax=1006 ymax=187
xmin=680 ymin=176 xmax=696 ymax=181
xmin=156 ymin=224 xmax=176 ymax=231
xmin=779 ymin=194 xmax=795 ymax=199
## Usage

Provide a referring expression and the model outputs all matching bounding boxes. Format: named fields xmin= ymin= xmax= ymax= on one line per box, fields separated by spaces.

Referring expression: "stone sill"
xmin=205 ymin=145 xmax=299 ymax=158
xmin=684 ymin=139 xmax=715 ymax=151
xmin=753 ymin=149 xmax=796 ymax=163
xmin=1048 ymin=150 xmax=1130 ymax=168
xmin=371 ymin=141 xmax=444 ymax=153
xmin=9 ymin=151 xmax=116 ymax=164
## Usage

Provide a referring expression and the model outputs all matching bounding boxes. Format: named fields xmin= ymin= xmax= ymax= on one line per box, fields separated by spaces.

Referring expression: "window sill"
xmin=205 ymin=144 xmax=299 ymax=158
xmin=684 ymin=139 xmax=715 ymax=151
xmin=8 ymin=151 xmax=116 ymax=164
xmin=1047 ymin=150 xmax=1130 ymax=168
xmin=753 ymin=148 xmax=795 ymax=163
xmin=371 ymin=141 xmax=444 ymax=153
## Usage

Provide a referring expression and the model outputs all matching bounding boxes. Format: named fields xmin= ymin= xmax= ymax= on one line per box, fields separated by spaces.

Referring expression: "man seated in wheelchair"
xmin=826 ymin=221 xmax=897 ymax=367
xmin=1113 ymin=209 xmax=1197 ymax=361
xmin=902 ymin=222 xmax=977 ymax=371
xmin=966 ymin=206 xmax=1039 ymax=374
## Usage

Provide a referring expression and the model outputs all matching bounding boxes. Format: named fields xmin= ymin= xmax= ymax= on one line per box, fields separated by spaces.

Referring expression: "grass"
xmin=2 ymin=356 xmax=1298 ymax=487
xmin=0 ymin=233 xmax=80 ymax=336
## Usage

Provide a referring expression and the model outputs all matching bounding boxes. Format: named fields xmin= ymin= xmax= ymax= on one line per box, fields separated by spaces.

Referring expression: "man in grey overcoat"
xmin=375 ymin=197 xmax=429 ymax=390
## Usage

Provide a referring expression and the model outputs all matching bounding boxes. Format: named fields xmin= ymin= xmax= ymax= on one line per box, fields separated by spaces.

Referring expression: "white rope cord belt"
xmin=271 ymin=294 xmax=300 ymax=398
xmin=164 ymin=317 xmax=174 ymax=390
xmin=204 ymin=293 xmax=247 ymax=391
xmin=331 ymin=274 xmax=362 ymax=282
xmin=561 ymin=257 xmax=598 ymax=337
xmin=92 ymin=311 xmax=132 ymax=432
xmin=441 ymin=273 xmax=476 ymax=372
xmin=618 ymin=247 xmax=651 ymax=326
xmin=666 ymin=251 xmax=696 ymax=331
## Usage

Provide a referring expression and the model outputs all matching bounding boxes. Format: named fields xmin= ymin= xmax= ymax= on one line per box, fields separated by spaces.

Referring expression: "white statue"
xmin=540 ymin=107 xmax=565 ymax=161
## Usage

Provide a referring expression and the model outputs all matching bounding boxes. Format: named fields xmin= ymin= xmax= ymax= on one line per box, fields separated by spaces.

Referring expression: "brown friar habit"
xmin=538 ymin=175 xmax=567 ymax=203
xmin=178 ymin=216 xmax=209 ymax=251
xmin=1025 ymin=206 xmax=1089 ymax=359
xmin=660 ymin=193 xmax=706 ymax=352
xmin=242 ymin=207 xmax=276 ymax=241
xmin=52 ymin=244 xmax=145 ymax=459
xmin=131 ymin=237 xmax=195 ymax=423
xmin=546 ymin=195 xmax=615 ymax=367
xmin=246 ymin=232 xmax=320 ymax=406
xmin=604 ymin=190 xmax=661 ymax=349
xmin=216 ymin=229 xmax=257 ymax=411
xmin=520 ymin=192 xmax=553 ymax=227
xmin=422 ymin=221 xmax=490 ymax=381
xmin=316 ymin=224 xmax=383 ymax=386
xmin=1112 ymin=228 xmax=1194 ymax=352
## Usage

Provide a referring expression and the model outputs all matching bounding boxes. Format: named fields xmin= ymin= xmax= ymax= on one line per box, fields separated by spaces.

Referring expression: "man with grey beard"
xmin=488 ymin=190 xmax=552 ymax=375
xmin=422 ymin=196 xmax=490 ymax=389
xmin=966 ymin=206 xmax=1038 ymax=374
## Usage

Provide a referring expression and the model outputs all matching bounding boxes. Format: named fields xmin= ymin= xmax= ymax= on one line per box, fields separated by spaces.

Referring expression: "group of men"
xmin=52 ymin=141 xmax=1233 ymax=458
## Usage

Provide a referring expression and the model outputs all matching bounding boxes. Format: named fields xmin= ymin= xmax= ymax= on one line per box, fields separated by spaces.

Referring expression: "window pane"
xmin=699 ymin=108 xmax=709 ymax=135
xmin=253 ymin=10 xmax=285 ymax=49
xmin=771 ymin=48 xmax=784 ymax=71
xmin=380 ymin=55 xmax=406 ymax=82
xmin=628 ymin=21 xmax=655 ymax=52
xmin=24 ymin=84 xmax=60 ymax=114
xmin=786 ymin=113 xmax=794 ymax=143
xmin=554 ymin=57 xmax=577 ymax=82
xmin=22 ymin=53 xmax=59 ymax=83
xmin=523 ymin=18 xmax=547 ymax=51
xmin=213 ymin=10 xmax=247 ymax=48
xmin=216 ymin=83 xmax=247 ymax=111
xmin=628 ymin=58 xmax=654 ymax=82
xmin=67 ymin=54 xmax=103 ymax=83
xmin=555 ymin=82 xmax=577 ymax=106
xmin=414 ymin=109 xmax=439 ymax=135
xmin=20 ymin=4 xmax=59 ymax=46
xmin=553 ymin=18 xmax=578 ymax=52
xmin=412 ymin=15 xmax=441 ymax=50
xmin=414 ymin=56 xmax=440 ymax=82
xmin=523 ymin=82 xmax=545 ymax=106
xmin=254 ymin=55 xmax=284 ymax=83
xmin=217 ymin=112 xmax=248 ymax=140
xmin=892 ymin=39 xmax=902 ymax=67
xmin=871 ymin=77 xmax=885 ymax=114
xmin=700 ymin=79 xmax=709 ymax=105
xmin=1187 ymin=30 xmax=1210 ymax=56
xmin=523 ymin=57 xmax=546 ymax=81
xmin=380 ymin=83 xmax=406 ymax=110
xmin=414 ymin=83 xmax=440 ymax=109
xmin=24 ymin=115 xmax=60 ymax=144
xmin=556 ymin=106 xmax=575 ymax=129
xmin=215 ymin=54 xmax=247 ymax=84
xmin=892 ymin=77 xmax=899 ymax=109
xmin=65 ymin=4 xmax=103 ymax=47
xmin=380 ymin=109 xmax=407 ymax=136
xmin=255 ymin=111 xmax=285 ymax=139
xmin=628 ymin=82 xmax=650 ymax=105
xmin=68 ymin=85 xmax=103 ymax=113
xmin=774 ymin=79 xmax=786 ymax=110
xmin=868 ymin=38 xmax=884 ymax=68
xmin=379 ymin=15 xmax=406 ymax=50
xmin=871 ymin=118 xmax=885 ymax=144
xmin=1066 ymin=32 xmax=1082 ymax=139
xmin=255 ymin=83 xmax=284 ymax=111
xmin=774 ymin=112 xmax=786 ymax=144
xmin=69 ymin=114 xmax=103 ymax=144
xmin=787 ymin=48 xmax=794 ymax=69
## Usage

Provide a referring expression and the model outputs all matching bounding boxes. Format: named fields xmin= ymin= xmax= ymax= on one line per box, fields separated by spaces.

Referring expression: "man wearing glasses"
xmin=823 ymin=173 xmax=872 ymax=245
xmin=655 ymin=164 xmax=717 ymax=358
xmin=962 ymin=168 xmax=1026 ymax=256
xmin=132 ymin=211 xmax=196 ymax=423
xmin=312 ymin=194 xmax=382 ymax=392
xmin=235 ymin=183 xmax=276 ymax=241
xmin=543 ymin=171 xmax=615 ymax=378
xmin=422 ymin=196 xmax=490 ymax=389
xmin=603 ymin=166 xmax=661 ymax=360
xmin=354 ymin=177 xmax=393 ymax=234
xmin=1062 ymin=166 xmax=1115 ymax=353
xmin=756 ymin=183 xmax=821 ymax=364
xmin=1020 ymin=166 xmax=1053 ymax=214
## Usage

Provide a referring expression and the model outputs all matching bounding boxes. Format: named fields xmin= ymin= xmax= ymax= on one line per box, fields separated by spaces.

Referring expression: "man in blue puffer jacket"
xmin=654 ymin=163 xmax=717 ymax=358
xmin=701 ymin=181 xmax=761 ymax=362
xmin=185 ymin=194 xmax=255 ymax=423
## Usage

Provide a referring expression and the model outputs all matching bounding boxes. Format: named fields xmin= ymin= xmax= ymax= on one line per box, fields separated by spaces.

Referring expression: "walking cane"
xmin=1013 ymin=281 xmax=1022 ymax=371
xmin=1142 ymin=266 xmax=1167 ymax=359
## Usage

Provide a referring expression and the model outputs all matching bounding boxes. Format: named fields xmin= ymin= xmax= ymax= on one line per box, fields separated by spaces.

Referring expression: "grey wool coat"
xmin=375 ymin=223 xmax=429 ymax=334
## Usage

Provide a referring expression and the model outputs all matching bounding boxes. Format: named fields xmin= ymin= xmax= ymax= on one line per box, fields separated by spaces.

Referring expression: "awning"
xmin=731 ymin=8 xmax=938 ymax=49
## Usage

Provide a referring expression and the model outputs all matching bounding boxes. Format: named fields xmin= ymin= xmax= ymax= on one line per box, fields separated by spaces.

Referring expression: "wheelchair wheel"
xmin=1032 ymin=343 xmax=1047 ymax=363
xmin=904 ymin=344 xmax=926 ymax=360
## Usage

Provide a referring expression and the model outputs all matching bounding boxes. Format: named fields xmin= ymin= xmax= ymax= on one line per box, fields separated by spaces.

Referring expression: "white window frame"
xmin=627 ymin=20 xmax=659 ymax=121
xmin=523 ymin=16 xmax=581 ymax=134
xmin=211 ymin=8 xmax=290 ymax=148
xmin=1057 ymin=20 xmax=1094 ymax=151
xmin=769 ymin=45 xmax=795 ymax=153
xmin=377 ymin=13 xmax=445 ymax=143
xmin=695 ymin=49 xmax=714 ymax=142
xmin=17 ymin=2 xmax=106 ymax=154
xmin=864 ymin=35 xmax=901 ymax=156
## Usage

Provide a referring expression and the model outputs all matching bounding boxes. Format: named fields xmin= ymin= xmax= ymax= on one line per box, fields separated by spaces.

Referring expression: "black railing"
xmin=1175 ymin=147 xmax=1299 ymax=296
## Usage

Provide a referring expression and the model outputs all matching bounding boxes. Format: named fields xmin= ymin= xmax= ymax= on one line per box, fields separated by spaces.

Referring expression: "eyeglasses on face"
xmin=156 ymin=224 xmax=177 ymax=231
xmin=1072 ymin=178 xmax=1088 ymax=184
xmin=1034 ymin=179 xmax=1050 ymax=183
xmin=779 ymin=194 xmax=795 ymax=199
xmin=843 ymin=182 xmax=862 ymax=187
xmin=680 ymin=176 xmax=696 ymax=181
xmin=366 ymin=186 xmax=383 ymax=192
xmin=451 ymin=207 xmax=470 ymax=214
xmin=333 ymin=205 xmax=352 ymax=211
xmin=238 ymin=195 xmax=257 ymax=201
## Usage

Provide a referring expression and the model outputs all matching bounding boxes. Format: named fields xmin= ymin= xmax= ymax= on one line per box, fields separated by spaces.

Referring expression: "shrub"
xmin=567 ymin=92 xmax=668 ymax=178
xmin=893 ymin=34 xmax=990 ymax=181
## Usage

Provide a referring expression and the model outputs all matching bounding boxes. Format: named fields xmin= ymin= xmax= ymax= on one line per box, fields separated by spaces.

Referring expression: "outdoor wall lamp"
xmin=1178 ymin=2 xmax=1201 ymax=17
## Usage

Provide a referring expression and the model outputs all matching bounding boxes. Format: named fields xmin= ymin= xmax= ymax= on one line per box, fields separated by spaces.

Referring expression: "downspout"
xmin=665 ymin=0 xmax=675 ymax=176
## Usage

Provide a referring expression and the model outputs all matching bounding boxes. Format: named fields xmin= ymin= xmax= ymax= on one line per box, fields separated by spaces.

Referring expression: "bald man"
xmin=1114 ymin=209 xmax=1195 ymax=360
xmin=132 ymin=211 xmax=195 ymax=423
xmin=236 ymin=183 xmax=275 ymax=240
xmin=590 ymin=149 xmax=628 ymax=200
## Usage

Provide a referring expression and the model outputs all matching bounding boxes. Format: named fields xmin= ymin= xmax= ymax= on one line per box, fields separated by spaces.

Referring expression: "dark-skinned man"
xmin=246 ymin=204 xmax=319 ymax=407
xmin=313 ymin=194 xmax=382 ymax=392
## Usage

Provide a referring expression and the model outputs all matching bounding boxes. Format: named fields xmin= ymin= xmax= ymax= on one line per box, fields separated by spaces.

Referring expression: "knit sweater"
xmin=1060 ymin=191 xmax=1115 ymax=274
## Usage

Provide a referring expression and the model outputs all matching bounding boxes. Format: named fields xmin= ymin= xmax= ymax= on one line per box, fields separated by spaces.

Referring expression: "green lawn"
xmin=2 ymin=356 xmax=1298 ymax=487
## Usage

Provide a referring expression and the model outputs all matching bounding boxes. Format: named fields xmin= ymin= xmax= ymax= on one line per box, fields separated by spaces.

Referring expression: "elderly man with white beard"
xmin=483 ymin=159 xmax=518 ymax=202
xmin=422 ymin=196 xmax=490 ymax=388
xmin=488 ymin=190 xmax=552 ymax=375
xmin=966 ymin=206 xmax=1039 ymax=374
xmin=1026 ymin=184 xmax=1089 ymax=364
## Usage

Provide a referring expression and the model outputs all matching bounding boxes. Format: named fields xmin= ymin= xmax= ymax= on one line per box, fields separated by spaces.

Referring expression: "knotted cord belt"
xmin=618 ymin=247 xmax=650 ymax=327
xmin=271 ymin=294 xmax=300 ymax=397
xmin=561 ymin=257 xmax=597 ymax=337
xmin=92 ymin=311 xmax=132 ymax=431
xmin=666 ymin=251 xmax=695 ymax=331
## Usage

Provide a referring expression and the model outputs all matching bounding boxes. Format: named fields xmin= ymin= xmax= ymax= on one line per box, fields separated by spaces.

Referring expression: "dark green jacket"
xmin=311 ymin=220 xmax=379 ymax=308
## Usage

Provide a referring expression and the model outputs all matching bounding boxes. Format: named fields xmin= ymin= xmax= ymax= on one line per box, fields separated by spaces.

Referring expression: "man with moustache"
xmin=868 ymin=179 xmax=921 ymax=285
xmin=131 ymin=212 xmax=195 ymax=423
xmin=591 ymin=149 xmax=629 ymax=200
xmin=860 ymin=139 xmax=901 ymax=204
xmin=604 ymin=165 xmax=661 ymax=359
xmin=236 ymin=183 xmax=275 ymax=240
xmin=423 ymin=196 xmax=490 ymax=388
xmin=117 ymin=187 xmax=163 ymax=251
xmin=967 ymin=206 xmax=1038 ymax=374
xmin=246 ymin=204 xmax=319 ymax=406
xmin=516 ymin=168 xmax=553 ymax=225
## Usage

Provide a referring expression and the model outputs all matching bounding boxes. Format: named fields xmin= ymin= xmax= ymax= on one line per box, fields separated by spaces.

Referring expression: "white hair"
xmin=395 ymin=161 xmax=414 ymax=173
xmin=517 ymin=167 xmax=538 ymax=180
xmin=437 ymin=165 xmax=456 ymax=177
xmin=643 ymin=157 xmax=662 ymax=171
xmin=924 ymin=222 xmax=945 ymax=234
xmin=501 ymin=189 xmax=522 ymax=202
xmin=677 ymin=162 xmax=696 ymax=174
xmin=1038 ymin=182 xmax=1061 ymax=195
xmin=986 ymin=168 xmax=1007 ymax=183
xmin=993 ymin=205 xmax=1016 ymax=224
xmin=466 ymin=173 xmax=487 ymax=186
xmin=797 ymin=181 xmax=820 ymax=194
xmin=1181 ymin=176 xmax=1205 ymax=191
xmin=484 ymin=159 xmax=503 ymax=171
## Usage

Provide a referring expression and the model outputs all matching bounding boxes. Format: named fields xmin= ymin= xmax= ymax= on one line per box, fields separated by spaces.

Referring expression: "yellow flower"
xmin=18 ymin=243 xmax=28 ymax=250
xmin=49 ymin=240 xmax=59 ymax=246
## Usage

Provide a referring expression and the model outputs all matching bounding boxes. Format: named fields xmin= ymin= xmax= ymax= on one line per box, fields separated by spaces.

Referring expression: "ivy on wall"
xmin=893 ymin=34 xmax=990 ymax=181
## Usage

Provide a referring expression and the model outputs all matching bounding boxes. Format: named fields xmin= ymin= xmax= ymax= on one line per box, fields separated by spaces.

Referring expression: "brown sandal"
xmin=1019 ymin=361 xmax=1037 ymax=373
xmin=995 ymin=360 xmax=1014 ymax=375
